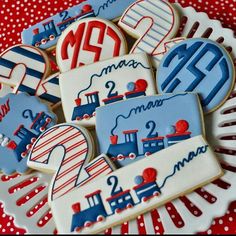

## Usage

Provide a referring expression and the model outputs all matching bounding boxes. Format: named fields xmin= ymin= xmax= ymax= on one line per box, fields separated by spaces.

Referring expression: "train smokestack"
xmin=110 ymin=135 xmax=118 ymax=145
xmin=75 ymin=98 xmax=81 ymax=106
xmin=72 ymin=202 xmax=81 ymax=213
xmin=7 ymin=141 xmax=17 ymax=150
xmin=33 ymin=28 xmax=39 ymax=35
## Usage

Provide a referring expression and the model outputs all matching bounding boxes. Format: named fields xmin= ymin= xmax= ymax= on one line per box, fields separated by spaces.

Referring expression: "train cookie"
xmin=96 ymin=93 xmax=205 ymax=168
xmin=22 ymin=0 xmax=136 ymax=50
xmin=56 ymin=17 xmax=127 ymax=72
xmin=0 ymin=93 xmax=57 ymax=174
xmin=51 ymin=136 xmax=223 ymax=234
xmin=156 ymin=38 xmax=235 ymax=113
xmin=59 ymin=53 xmax=156 ymax=127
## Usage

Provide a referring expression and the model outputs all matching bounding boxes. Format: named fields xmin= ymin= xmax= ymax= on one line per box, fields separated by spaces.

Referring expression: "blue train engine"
xmin=7 ymin=110 xmax=53 ymax=161
xmin=125 ymin=79 xmax=148 ymax=99
xmin=166 ymin=120 xmax=191 ymax=147
xmin=72 ymin=91 xmax=100 ymax=121
xmin=133 ymin=168 xmax=161 ymax=203
xmin=32 ymin=20 xmax=58 ymax=47
xmin=108 ymin=130 xmax=139 ymax=162
xmin=70 ymin=190 xmax=107 ymax=232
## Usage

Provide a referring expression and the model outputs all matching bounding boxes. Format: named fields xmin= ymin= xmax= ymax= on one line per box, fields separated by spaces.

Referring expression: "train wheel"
xmin=127 ymin=203 xmax=133 ymax=209
xmin=115 ymin=208 xmax=121 ymax=214
xmin=31 ymin=137 xmax=37 ymax=143
xmin=76 ymin=117 xmax=82 ymax=121
xmin=26 ymin=144 xmax=32 ymax=150
xmin=144 ymin=152 xmax=151 ymax=157
xmin=92 ymin=111 xmax=96 ymax=117
xmin=129 ymin=153 xmax=136 ymax=160
xmin=41 ymin=38 xmax=48 ymax=45
xmin=21 ymin=152 xmax=27 ymax=158
xmin=97 ymin=215 xmax=104 ymax=222
xmin=83 ymin=114 xmax=90 ymax=120
xmin=35 ymin=42 xmax=40 ymax=47
xmin=84 ymin=221 xmax=92 ymax=228
xmin=117 ymin=154 xmax=124 ymax=161
xmin=46 ymin=117 xmax=52 ymax=123
xmin=49 ymin=34 xmax=56 ymax=41
xmin=40 ymin=127 xmax=45 ymax=132
xmin=142 ymin=197 xmax=148 ymax=202
xmin=153 ymin=191 xmax=159 ymax=197
xmin=75 ymin=227 xmax=82 ymax=232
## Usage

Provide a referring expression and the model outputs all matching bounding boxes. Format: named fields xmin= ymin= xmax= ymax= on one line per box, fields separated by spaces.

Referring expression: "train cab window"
xmin=151 ymin=142 xmax=156 ymax=147
xmin=125 ymin=195 xmax=130 ymax=200
xmin=111 ymin=201 xmax=116 ymax=207
xmin=144 ymin=143 xmax=149 ymax=148
xmin=93 ymin=195 xmax=99 ymax=205
xmin=118 ymin=198 xmax=123 ymax=204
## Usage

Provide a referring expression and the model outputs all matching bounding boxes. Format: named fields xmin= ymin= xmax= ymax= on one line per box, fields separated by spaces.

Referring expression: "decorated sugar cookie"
xmin=56 ymin=17 xmax=127 ymax=72
xmin=156 ymin=38 xmax=235 ymax=113
xmin=118 ymin=0 xmax=180 ymax=68
xmin=28 ymin=123 xmax=116 ymax=203
xmin=59 ymin=53 xmax=156 ymax=126
xmin=51 ymin=136 xmax=222 ymax=234
xmin=22 ymin=0 xmax=136 ymax=50
xmin=96 ymin=93 xmax=204 ymax=168
xmin=0 ymin=93 xmax=57 ymax=174
xmin=0 ymin=44 xmax=51 ymax=96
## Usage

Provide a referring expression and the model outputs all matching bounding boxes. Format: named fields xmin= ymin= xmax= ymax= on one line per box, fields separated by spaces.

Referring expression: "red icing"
xmin=143 ymin=168 xmax=157 ymax=182
xmin=135 ymin=79 xmax=148 ymax=91
xmin=83 ymin=21 xmax=106 ymax=63
xmin=175 ymin=120 xmax=189 ymax=133
xmin=123 ymin=130 xmax=138 ymax=134
xmin=72 ymin=203 xmax=81 ymax=213
xmin=110 ymin=135 xmax=118 ymax=145
xmin=0 ymin=98 xmax=10 ymax=122
xmin=60 ymin=19 xmax=123 ymax=69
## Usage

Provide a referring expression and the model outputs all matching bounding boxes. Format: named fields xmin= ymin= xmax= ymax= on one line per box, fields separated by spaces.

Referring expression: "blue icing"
xmin=22 ymin=0 xmax=135 ymax=50
xmin=96 ymin=93 xmax=204 ymax=168
xmin=0 ymin=93 xmax=57 ymax=174
xmin=156 ymin=38 xmax=234 ymax=113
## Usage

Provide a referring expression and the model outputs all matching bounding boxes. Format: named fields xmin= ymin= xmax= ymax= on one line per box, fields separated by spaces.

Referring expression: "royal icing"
xmin=118 ymin=0 xmax=180 ymax=68
xmin=96 ymin=93 xmax=204 ymax=168
xmin=0 ymin=44 xmax=51 ymax=96
xmin=22 ymin=0 xmax=136 ymax=50
xmin=156 ymin=38 xmax=235 ymax=113
xmin=56 ymin=17 xmax=127 ymax=72
xmin=59 ymin=53 xmax=156 ymax=127
xmin=36 ymin=72 xmax=61 ymax=109
xmin=0 ymin=93 xmax=57 ymax=174
xmin=51 ymin=136 xmax=222 ymax=234
xmin=27 ymin=123 xmax=115 ymax=203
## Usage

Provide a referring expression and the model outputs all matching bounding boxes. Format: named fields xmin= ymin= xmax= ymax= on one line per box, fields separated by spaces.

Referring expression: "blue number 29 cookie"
xmin=156 ymin=38 xmax=235 ymax=113
xmin=0 ymin=93 xmax=57 ymax=174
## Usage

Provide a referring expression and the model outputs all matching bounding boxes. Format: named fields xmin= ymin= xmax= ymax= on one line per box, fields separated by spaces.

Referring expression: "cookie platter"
xmin=0 ymin=1 xmax=236 ymax=234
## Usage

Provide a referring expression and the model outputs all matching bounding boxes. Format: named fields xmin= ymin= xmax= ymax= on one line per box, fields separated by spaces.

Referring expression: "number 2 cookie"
xmin=56 ymin=17 xmax=128 ymax=72
xmin=156 ymin=38 xmax=235 ymax=113
xmin=0 ymin=93 xmax=57 ymax=174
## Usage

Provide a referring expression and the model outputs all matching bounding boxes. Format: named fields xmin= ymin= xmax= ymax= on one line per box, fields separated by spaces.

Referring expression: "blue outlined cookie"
xmin=156 ymin=38 xmax=235 ymax=113
xmin=0 ymin=93 xmax=57 ymax=174
xmin=96 ymin=93 xmax=204 ymax=168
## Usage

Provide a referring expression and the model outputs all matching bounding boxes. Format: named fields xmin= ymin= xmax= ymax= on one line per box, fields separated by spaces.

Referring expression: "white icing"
xmin=51 ymin=136 xmax=222 ymax=234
